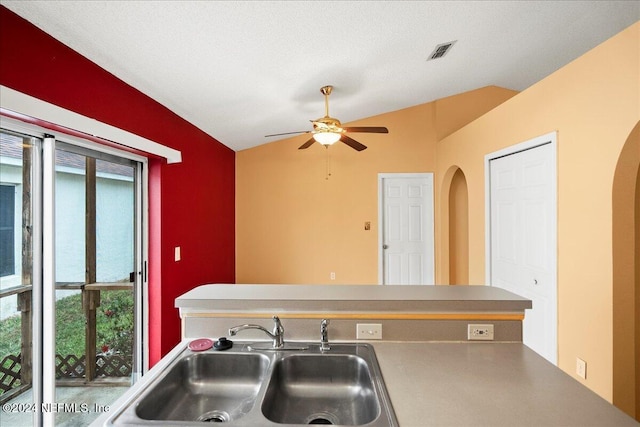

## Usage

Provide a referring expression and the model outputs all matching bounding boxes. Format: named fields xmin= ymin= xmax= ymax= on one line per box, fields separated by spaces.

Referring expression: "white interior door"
xmin=379 ymin=173 xmax=434 ymax=285
xmin=487 ymin=135 xmax=557 ymax=364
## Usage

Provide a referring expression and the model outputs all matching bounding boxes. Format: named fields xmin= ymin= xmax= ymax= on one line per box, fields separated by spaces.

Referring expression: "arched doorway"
xmin=442 ymin=166 xmax=469 ymax=285
xmin=449 ymin=168 xmax=469 ymax=284
xmin=612 ymin=121 xmax=640 ymax=420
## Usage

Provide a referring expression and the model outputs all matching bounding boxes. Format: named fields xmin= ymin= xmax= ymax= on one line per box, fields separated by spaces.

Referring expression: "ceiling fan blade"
xmin=343 ymin=126 xmax=389 ymax=134
xmin=341 ymin=135 xmax=367 ymax=151
xmin=265 ymin=130 xmax=310 ymax=138
xmin=298 ymin=137 xmax=316 ymax=150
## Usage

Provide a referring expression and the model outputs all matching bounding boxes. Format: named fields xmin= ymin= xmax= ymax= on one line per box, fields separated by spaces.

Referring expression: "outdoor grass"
xmin=0 ymin=290 xmax=133 ymax=358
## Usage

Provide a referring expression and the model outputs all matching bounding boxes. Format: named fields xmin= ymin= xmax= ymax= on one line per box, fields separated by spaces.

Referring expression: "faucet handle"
xmin=272 ymin=315 xmax=284 ymax=334
xmin=320 ymin=319 xmax=330 ymax=351
xmin=271 ymin=316 xmax=285 ymax=348
xmin=321 ymin=319 xmax=330 ymax=335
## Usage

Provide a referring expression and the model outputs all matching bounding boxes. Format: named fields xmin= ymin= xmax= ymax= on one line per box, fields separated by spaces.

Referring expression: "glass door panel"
xmin=0 ymin=130 xmax=36 ymax=426
xmin=53 ymin=145 xmax=137 ymax=425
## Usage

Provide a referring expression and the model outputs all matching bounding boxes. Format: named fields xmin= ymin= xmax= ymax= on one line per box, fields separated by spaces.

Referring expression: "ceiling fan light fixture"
xmin=269 ymin=85 xmax=388 ymax=151
xmin=313 ymin=131 xmax=341 ymax=145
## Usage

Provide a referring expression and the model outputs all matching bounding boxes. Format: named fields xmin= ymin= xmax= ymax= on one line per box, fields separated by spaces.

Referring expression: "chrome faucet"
xmin=228 ymin=315 xmax=285 ymax=349
xmin=320 ymin=319 xmax=330 ymax=351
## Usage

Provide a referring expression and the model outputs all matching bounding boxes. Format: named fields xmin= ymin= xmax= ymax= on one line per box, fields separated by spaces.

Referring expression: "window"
xmin=0 ymin=184 xmax=15 ymax=277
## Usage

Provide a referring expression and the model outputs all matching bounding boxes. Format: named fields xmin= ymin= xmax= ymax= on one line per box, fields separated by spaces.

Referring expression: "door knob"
xmin=383 ymin=244 xmax=389 ymax=249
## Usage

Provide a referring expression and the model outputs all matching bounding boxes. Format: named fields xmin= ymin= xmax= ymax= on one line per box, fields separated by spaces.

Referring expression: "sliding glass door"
xmin=0 ymin=124 xmax=147 ymax=426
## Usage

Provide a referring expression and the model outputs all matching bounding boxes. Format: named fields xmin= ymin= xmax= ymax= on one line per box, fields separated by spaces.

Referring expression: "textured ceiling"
xmin=2 ymin=1 xmax=639 ymax=151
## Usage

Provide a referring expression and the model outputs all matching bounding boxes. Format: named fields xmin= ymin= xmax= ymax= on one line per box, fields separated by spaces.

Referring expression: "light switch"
xmin=576 ymin=357 xmax=587 ymax=379
xmin=174 ymin=246 xmax=181 ymax=262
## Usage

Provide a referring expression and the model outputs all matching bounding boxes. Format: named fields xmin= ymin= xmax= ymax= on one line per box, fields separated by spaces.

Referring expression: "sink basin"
xmin=262 ymin=354 xmax=380 ymax=425
xmin=106 ymin=343 xmax=397 ymax=426
xmin=135 ymin=352 xmax=269 ymax=423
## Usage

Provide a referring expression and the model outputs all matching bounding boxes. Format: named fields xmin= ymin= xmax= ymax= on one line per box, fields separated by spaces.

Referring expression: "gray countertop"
xmin=95 ymin=341 xmax=638 ymax=427
xmin=372 ymin=342 xmax=638 ymax=426
xmin=175 ymin=284 xmax=532 ymax=314
xmin=98 ymin=285 xmax=636 ymax=426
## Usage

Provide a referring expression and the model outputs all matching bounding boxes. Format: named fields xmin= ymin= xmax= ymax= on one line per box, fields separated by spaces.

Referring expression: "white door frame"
xmin=484 ymin=131 xmax=558 ymax=363
xmin=378 ymin=173 xmax=435 ymax=285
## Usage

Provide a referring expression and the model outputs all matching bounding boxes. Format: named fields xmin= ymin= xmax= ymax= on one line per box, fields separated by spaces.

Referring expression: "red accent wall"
xmin=0 ymin=6 xmax=236 ymax=365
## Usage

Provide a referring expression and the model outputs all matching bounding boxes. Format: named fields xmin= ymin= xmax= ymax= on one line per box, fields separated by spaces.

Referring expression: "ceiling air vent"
xmin=427 ymin=40 xmax=457 ymax=61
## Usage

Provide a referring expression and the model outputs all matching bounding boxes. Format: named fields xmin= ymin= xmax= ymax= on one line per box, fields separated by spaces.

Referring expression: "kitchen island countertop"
xmin=175 ymin=284 xmax=532 ymax=315
xmin=371 ymin=341 xmax=637 ymax=426
xmin=95 ymin=340 xmax=638 ymax=426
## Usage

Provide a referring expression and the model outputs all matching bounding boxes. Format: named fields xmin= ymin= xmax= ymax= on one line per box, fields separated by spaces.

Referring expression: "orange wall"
xmin=436 ymin=22 xmax=640 ymax=401
xmin=237 ymin=22 xmax=639 ymax=406
xmin=612 ymin=121 xmax=640 ymax=417
xmin=236 ymin=86 xmax=516 ymax=284
xmin=448 ymin=169 xmax=469 ymax=284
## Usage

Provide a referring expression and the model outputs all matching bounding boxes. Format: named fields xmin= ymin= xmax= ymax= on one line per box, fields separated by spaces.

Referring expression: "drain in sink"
xmin=197 ymin=410 xmax=230 ymax=423
xmin=305 ymin=412 xmax=339 ymax=425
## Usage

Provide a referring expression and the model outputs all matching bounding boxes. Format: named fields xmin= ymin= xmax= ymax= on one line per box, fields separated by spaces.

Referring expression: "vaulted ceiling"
xmin=2 ymin=1 xmax=638 ymax=151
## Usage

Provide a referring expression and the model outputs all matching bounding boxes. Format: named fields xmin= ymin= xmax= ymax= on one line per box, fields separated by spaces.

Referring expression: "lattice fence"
xmin=55 ymin=354 xmax=86 ymax=378
xmin=96 ymin=354 xmax=132 ymax=377
xmin=55 ymin=354 xmax=132 ymax=379
xmin=0 ymin=353 xmax=132 ymax=395
xmin=0 ymin=354 xmax=22 ymax=394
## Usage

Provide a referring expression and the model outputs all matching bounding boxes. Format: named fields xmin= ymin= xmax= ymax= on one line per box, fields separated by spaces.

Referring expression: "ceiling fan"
xmin=265 ymin=85 xmax=389 ymax=151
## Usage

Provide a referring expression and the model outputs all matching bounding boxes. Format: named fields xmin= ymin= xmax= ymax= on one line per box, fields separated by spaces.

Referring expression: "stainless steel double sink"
xmin=107 ymin=342 xmax=398 ymax=426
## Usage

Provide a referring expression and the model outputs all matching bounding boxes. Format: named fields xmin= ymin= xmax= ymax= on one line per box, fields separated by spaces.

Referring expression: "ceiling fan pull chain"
xmin=325 ymin=146 xmax=331 ymax=180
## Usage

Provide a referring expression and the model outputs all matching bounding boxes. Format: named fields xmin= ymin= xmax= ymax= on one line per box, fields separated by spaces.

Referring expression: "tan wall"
xmin=612 ymin=121 xmax=640 ymax=418
xmin=436 ymin=22 xmax=640 ymax=402
xmin=237 ymin=21 xmax=639 ymax=405
xmin=448 ymin=168 xmax=469 ymax=284
xmin=236 ymin=86 xmax=516 ymax=284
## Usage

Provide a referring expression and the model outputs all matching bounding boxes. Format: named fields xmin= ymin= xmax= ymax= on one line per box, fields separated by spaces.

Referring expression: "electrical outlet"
xmin=467 ymin=324 xmax=494 ymax=340
xmin=330 ymin=272 xmax=336 ymax=280
xmin=356 ymin=323 xmax=382 ymax=340
xmin=576 ymin=357 xmax=587 ymax=379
